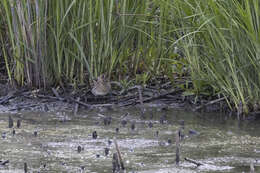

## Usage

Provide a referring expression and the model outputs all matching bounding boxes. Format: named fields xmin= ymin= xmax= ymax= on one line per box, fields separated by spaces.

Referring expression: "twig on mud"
xmin=140 ymin=88 xmax=182 ymax=102
xmin=97 ymin=112 xmax=128 ymax=121
xmin=92 ymin=103 xmax=114 ymax=107
xmin=120 ymin=112 xmax=129 ymax=119
xmin=36 ymin=93 xmax=92 ymax=108
xmin=96 ymin=113 xmax=106 ymax=118
xmin=117 ymin=94 xmax=138 ymax=103
xmin=161 ymin=81 xmax=172 ymax=89
xmin=184 ymin=157 xmax=203 ymax=167
xmin=8 ymin=104 xmax=41 ymax=111
xmin=37 ymin=94 xmax=66 ymax=101
xmin=68 ymin=97 xmax=113 ymax=108
xmin=66 ymin=97 xmax=92 ymax=108
xmin=37 ymin=93 xmax=115 ymax=109
xmin=0 ymin=160 xmax=9 ymax=166
xmin=119 ymin=88 xmax=182 ymax=107
xmin=137 ymin=86 xmax=144 ymax=105
xmin=194 ymin=97 xmax=226 ymax=111
xmin=51 ymin=87 xmax=59 ymax=97
xmin=51 ymin=88 xmax=63 ymax=101
xmin=142 ymin=87 xmax=160 ymax=96
xmin=0 ymin=90 xmax=29 ymax=104
xmin=73 ymin=97 xmax=80 ymax=115
xmin=0 ymin=94 xmax=15 ymax=104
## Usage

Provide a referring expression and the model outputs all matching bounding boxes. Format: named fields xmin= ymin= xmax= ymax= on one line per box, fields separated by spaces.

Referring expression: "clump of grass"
xmin=173 ymin=0 xmax=260 ymax=113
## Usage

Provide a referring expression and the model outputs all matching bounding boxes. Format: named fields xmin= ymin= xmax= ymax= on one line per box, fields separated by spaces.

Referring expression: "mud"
xmin=0 ymin=104 xmax=259 ymax=173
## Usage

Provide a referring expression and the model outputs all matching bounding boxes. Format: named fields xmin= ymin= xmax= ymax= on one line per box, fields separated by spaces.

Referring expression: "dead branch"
xmin=195 ymin=97 xmax=226 ymax=111
xmin=184 ymin=157 xmax=203 ymax=167
xmin=113 ymin=138 xmax=125 ymax=170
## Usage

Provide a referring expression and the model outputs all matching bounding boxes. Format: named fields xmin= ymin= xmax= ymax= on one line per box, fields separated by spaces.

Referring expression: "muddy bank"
xmin=0 ymin=82 xmax=231 ymax=115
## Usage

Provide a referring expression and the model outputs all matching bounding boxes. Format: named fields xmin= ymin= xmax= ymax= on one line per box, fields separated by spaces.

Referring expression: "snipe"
xmin=91 ymin=74 xmax=111 ymax=96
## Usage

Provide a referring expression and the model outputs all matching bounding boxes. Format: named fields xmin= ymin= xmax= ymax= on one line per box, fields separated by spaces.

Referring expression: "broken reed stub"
xmin=175 ymin=130 xmax=180 ymax=165
xmin=113 ymin=138 xmax=125 ymax=171
xmin=17 ymin=119 xmax=21 ymax=128
xmin=77 ymin=146 xmax=82 ymax=153
xmin=92 ymin=131 xmax=98 ymax=139
xmin=137 ymin=86 xmax=143 ymax=105
xmin=250 ymin=162 xmax=255 ymax=173
xmin=112 ymin=153 xmax=120 ymax=173
xmin=131 ymin=122 xmax=135 ymax=131
xmin=24 ymin=162 xmax=28 ymax=173
xmin=8 ymin=116 xmax=13 ymax=128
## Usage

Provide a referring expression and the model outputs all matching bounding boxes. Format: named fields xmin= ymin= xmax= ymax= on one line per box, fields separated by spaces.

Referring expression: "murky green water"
xmin=0 ymin=106 xmax=259 ymax=173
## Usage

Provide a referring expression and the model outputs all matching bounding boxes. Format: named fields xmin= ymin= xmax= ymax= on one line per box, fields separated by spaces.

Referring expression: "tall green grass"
xmin=0 ymin=0 xmax=260 ymax=113
xmin=173 ymin=0 xmax=260 ymax=113
xmin=0 ymin=0 xmax=178 ymax=86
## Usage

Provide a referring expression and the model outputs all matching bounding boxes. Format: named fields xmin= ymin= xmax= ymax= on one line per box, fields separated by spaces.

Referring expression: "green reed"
xmin=0 ymin=0 xmax=178 ymax=86
xmin=173 ymin=0 xmax=260 ymax=113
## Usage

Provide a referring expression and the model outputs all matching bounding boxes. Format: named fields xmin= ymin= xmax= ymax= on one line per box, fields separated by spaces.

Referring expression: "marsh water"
xmin=0 ymin=105 xmax=259 ymax=173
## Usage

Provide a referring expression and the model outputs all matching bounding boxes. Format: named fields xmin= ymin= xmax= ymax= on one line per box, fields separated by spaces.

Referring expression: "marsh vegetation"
xmin=1 ymin=1 xmax=260 ymax=113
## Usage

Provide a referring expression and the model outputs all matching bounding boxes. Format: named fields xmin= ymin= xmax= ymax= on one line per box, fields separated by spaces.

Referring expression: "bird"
xmin=91 ymin=74 xmax=111 ymax=96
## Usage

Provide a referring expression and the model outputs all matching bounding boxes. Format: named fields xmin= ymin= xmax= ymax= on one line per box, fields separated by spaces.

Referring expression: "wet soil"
xmin=0 ymin=81 xmax=233 ymax=112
